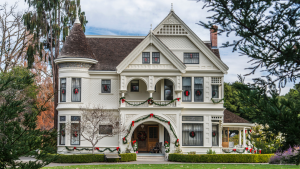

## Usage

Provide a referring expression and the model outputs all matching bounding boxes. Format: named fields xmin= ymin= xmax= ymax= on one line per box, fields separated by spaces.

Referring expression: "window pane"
xmin=164 ymin=127 xmax=170 ymax=143
xmin=184 ymin=53 xmax=199 ymax=64
xmin=60 ymin=78 xmax=66 ymax=102
xmin=71 ymin=123 xmax=80 ymax=145
xmin=152 ymin=52 xmax=160 ymax=64
xmin=182 ymin=77 xmax=191 ymax=102
xmin=131 ymin=80 xmax=139 ymax=92
xmin=164 ymin=79 xmax=173 ymax=100
xmin=71 ymin=116 xmax=81 ymax=121
xmin=59 ymin=123 xmax=65 ymax=145
xmin=212 ymin=85 xmax=219 ymax=98
xmin=194 ymin=77 xmax=204 ymax=102
xmin=60 ymin=116 xmax=66 ymax=121
xmin=142 ymin=52 xmax=150 ymax=64
xmin=71 ymin=78 xmax=81 ymax=102
xmin=99 ymin=125 xmax=113 ymax=134
xmin=212 ymin=124 xmax=219 ymax=146
xmin=182 ymin=116 xmax=203 ymax=121
xmin=102 ymin=80 xmax=111 ymax=93
xmin=182 ymin=123 xmax=203 ymax=146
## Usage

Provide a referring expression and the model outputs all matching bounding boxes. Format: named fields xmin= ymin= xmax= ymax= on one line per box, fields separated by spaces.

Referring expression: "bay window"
xmin=71 ymin=116 xmax=80 ymax=145
xmin=71 ymin=78 xmax=81 ymax=102
xmin=60 ymin=78 xmax=66 ymax=102
xmin=194 ymin=77 xmax=204 ymax=102
xmin=182 ymin=77 xmax=191 ymax=102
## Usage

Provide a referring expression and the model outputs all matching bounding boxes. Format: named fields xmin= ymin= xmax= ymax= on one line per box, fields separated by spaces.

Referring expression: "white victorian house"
xmin=55 ymin=7 xmax=254 ymax=155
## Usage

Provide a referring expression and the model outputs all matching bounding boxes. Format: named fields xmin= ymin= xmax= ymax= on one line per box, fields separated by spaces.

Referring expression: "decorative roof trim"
xmin=223 ymin=123 xmax=255 ymax=127
xmin=54 ymin=57 xmax=98 ymax=64
xmin=153 ymin=11 xmax=229 ymax=74
xmin=86 ymin=35 xmax=145 ymax=39
xmin=116 ymin=33 xmax=186 ymax=74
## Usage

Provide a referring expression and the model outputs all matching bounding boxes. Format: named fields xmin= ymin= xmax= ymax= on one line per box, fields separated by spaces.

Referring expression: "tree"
xmin=66 ymin=106 xmax=126 ymax=154
xmin=199 ymin=0 xmax=300 ymax=164
xmin=0 ymin=67 xmax=57 ymax=169
xmin=23 ymin=0 xmax=88 ymax=130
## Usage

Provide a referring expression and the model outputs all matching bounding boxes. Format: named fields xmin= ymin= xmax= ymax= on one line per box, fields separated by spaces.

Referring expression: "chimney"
xmin=210 ymin=25 xmax=218 ymax=48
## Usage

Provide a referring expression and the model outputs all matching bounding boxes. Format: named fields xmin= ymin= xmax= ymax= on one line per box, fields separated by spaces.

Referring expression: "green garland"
xmin=122 ymin=113 xmax=179 ymax=147
xmin=222 ymin=148 xmax=246 ymax=154
xmin=211 ymin=98 xmax=225 ymax=104
xmin=120 ymin=97 xmax=180 ymax=107
xmin=65 ymin=146 xmax=121 ymax=154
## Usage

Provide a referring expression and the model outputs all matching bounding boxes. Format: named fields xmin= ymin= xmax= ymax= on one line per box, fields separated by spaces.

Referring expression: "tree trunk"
xmin=92 ymin=145 xmax=95 ymax=154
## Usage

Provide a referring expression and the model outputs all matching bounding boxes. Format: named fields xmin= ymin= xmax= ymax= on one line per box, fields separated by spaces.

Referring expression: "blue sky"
xmin=7 ymin=0 xmax=297 ymax=95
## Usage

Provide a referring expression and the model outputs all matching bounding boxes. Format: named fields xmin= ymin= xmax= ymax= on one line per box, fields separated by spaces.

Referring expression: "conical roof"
xmin=58 ymin=23 xmax=95 ymax=59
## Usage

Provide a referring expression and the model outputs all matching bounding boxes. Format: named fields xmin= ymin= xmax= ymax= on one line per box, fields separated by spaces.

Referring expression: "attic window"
xmin=184 ymin=53 xmax=199 ymax=64
xmin=142 ymin=52 xmax=150 ymax=64
xmin=152 ymin=52 xmax=160 ymax=64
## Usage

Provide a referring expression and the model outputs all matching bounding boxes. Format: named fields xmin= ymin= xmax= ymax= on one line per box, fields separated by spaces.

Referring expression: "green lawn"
xmin=44 ymin=164 xmax=299 ymax=169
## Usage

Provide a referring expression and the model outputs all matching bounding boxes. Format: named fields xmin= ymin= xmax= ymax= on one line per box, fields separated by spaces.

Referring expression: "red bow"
xmin=177 ymin=139 xmax=179 ymax=143
xmin=250 ymin=148 xmax=253 ymax=152
xmin=254 ymin=150 xmax=256 ymax=153
xmin=150 ymin=113 xmax=154 ymax=118
xmin=132 ymin=121 xmax=134 ymax=126
xmin=185 ymin=91 xmax=189 ymax=96
xmin=250 ymin=129 xmax=252 ymax=132
xmin=123 ymin=137 xmax=126 ymax=141
xmin=116 ymin=147 xmax=120 ymax=151
xmin=233 ymin=149 xmax=236 ymax=151
xmin=165 ymin=141 xmax=168 ymax=144
xmin=74 ymin=88 xmax=78 ymax=94
xmin=132 ymin=140 xmax=136 ymax=144
xmin=245 ymin=147 xmax=248 ymax=150
xmin=95 ymin=147 xmax=99 ymax=150
xmin=168 ymin=121 xmax=170 ymax=125
xmin=122 ymin=99 xmax=125 ymax=103
xmin=245 ymin=130 xmax=247 ymax=133
xmin=74 ymin=147 xmax=76 ymax=149
xmin=177 ymin=98 xmax=180 ymax=101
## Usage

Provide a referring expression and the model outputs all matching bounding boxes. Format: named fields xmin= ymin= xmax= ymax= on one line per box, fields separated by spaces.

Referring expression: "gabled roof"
xmin=116 ymin=32 xmax=187 ymax=73
xmin=86 ymin=38 xmax=143 ymax=70
xmin=59 ymin=23 xmax=96 ymax=59
xmin=223 ymin=109 xmax=250 ymax=123
xmin=153 ymin=11 xmax=228 ymax=73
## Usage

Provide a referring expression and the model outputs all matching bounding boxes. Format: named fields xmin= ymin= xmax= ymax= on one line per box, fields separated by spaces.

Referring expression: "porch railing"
xmin=124 ymin=100 xmax=176 ymax=107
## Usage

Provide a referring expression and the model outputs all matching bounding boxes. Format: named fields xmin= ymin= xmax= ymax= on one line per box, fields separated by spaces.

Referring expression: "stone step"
xmin=137 ymin=156 xmax=165 ymax=161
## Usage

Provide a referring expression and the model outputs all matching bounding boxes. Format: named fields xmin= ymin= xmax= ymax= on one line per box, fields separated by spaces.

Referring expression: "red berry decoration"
xmin=184 ymin=90 xmax=190 ymax=96
xmin=62 ymin=89 xmax=65 ymax=94
xmin=190 ymin=131 xmax=196 ymax=138
xmin=195 ymin=90 xmax=201 ymax=96
xmin=74 ymin=88 xmax=79 ymax=94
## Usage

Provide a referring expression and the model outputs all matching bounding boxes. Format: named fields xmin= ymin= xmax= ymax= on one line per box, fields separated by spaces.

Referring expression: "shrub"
xmin=269 ymin=146 xmax=300 ymax=164
xmin=43 ymin=153 xmax=136 ymax=163
xmin=206 ymin=149 xmax=216 ymax=154
xmin=168 ymin=154 xmax=274 ymax=163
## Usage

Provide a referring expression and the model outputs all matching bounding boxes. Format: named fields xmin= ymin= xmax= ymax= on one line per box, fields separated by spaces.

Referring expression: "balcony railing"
xmin=124 ymin=100 xmax=176 ymax=107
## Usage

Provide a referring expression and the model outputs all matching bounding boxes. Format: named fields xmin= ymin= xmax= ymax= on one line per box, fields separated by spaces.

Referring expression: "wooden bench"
xmin=104 ymin=153 xmax=121 ymax=162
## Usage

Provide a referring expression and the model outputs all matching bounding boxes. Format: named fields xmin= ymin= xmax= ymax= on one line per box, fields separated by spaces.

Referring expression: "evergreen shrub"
xmin=168 ymin=154 xmax=274 ymax=163
xmin=44 ymin=153 xmax=136 ymax=163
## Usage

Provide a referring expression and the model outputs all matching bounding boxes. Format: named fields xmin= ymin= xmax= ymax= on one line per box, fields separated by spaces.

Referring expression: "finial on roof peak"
xmin=171 ymin=3 xmax=174 ymax=12
xmin=149 ymin=24 xmax=153 ymax=33
xmin=74 ymin=5 xmax=81 ymax=24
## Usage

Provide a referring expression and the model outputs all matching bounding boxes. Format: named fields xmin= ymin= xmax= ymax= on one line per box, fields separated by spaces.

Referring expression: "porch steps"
xmin=137 ymin=155 xmax=165 ymax=161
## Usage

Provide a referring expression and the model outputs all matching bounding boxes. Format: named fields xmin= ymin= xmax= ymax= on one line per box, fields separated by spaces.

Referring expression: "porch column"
xmin=175 ymin=90 xmax=182 ymax=107
xmin=243 ymin=127 xmax=246 ymax=147
xmin=248 ymin=130 xmax=251 ymax=146
xmin=239 ymin=129 xmax=241 ymax=146
xmin=148 ymin=91 xmax=154 ymax=107
xmin=120 ymin=91 xmax=126 ymax=107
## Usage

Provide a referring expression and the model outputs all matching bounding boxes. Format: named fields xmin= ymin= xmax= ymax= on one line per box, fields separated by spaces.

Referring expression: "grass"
xmin=43 ymin=164 xmax=300 ymax=169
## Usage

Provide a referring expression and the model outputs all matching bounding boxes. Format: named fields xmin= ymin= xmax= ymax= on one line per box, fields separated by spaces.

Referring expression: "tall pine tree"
xmin=23 ymin=0 xmax=88 ymax=130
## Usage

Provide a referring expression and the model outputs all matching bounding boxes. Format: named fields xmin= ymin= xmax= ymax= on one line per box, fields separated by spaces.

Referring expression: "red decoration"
xmin=95 ymin=147 xmax=99 ymax=150
xmin=104 ymin=85 xmax=108 ymax=91
xmin=254 ymin=150 xmax=256 ymax=153
xmin=250 ymin=129 xmax=252 ymax=132
xmin=250 ymin=148 xmax=253 ymax=153
xmin=145 ymin=58 xmax=147 ymax=62
xmin=195 ymin=90 xmax=201 ymax=96
xmin=74 ymin=147 xmax=76 ymax=150
xmin=177 ymin=139 xmax=179 ymax=143
xmin=245 ymin=130 xmax=247 ymax=133
xmin=74 ymin=88 xmax=79 ymax=94
xmin=190 ymin=54 xmax=193 ymax=58
xmin=150 ymin=113 xmax=154 ymax=118
xmin=116 ymin=147 xmax=120 ymax=151
xmin=132 ymin=121 xmax=134 ymax=126
xmin=122 ymin=99 xmax=125 ymax=103
xmin=177 ymin=98 xmax=180 ymax=101
xmin=155 ymin=58 xmax=158 ymax=62
xmin=190 ymin=131 xmax=196 ymax=138
xmin=245 ymin=147 xmax=248 ymax=151
xmin=233 ymin=149 xmax=236 ymax=151
xmin=62 ymin=89 xmax=65 ymax=94
xmin=132 ymin=140 xmax=137 ymax=145
xmin=165 ymin=141 xmax=168 ymax=144
xmin=123 ymin=137 xmax=126 ymax=141
xmin=73 ymin=131 xmax=78 ymax=137
xmin=259 ymin=149 xmax=261 ymax=154
xmin=168 ymin=121 xmax=170 ymax=125
xmin=184 ymin=90 xmax=190 ymax=96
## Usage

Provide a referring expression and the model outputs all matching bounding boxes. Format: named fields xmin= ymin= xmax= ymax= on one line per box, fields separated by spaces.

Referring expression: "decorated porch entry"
xmin=123 ymin=113 xmax=179 ymax=147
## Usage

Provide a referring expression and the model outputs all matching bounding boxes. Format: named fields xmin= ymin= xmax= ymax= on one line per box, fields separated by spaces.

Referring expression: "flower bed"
xmin=269 ymin=146 xmax=300 ymax=164
xmin=168 ymin=154 xmax=274 ymax=163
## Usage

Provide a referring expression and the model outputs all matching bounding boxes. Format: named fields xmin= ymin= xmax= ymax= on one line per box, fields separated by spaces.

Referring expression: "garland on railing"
xmin=119 ymin=97 xmax=181 ymax=107
xmin=122 ymin=113 xmax=179 ymax=147
xmin=211 ymin=98 xmax=225 ymax=104
xmin=164 ymin=141 xmax=170 ymax=153
xmin=222 ymin=148 xmax=246 ymax=154
xmin=65 ymin=146 xmax=121 ymax=154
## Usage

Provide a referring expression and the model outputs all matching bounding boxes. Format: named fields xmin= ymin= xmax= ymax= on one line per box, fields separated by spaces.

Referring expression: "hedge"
xmin=168 ymin=154 xmax=274 ymax=163
xmin=43 ymin=153 xmax=136 ymax=163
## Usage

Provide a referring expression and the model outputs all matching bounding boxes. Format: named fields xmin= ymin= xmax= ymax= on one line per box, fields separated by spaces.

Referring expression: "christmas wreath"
xmin=103 ymin=85 xmax=110 ymax=91
xmin=212 ymin=91 xmax=217 ymax=97
xmin=61 ymin=89 xmax=65 ymax=94
xmin=61 ymin=130 xmax=65 ymax=137
xmin=73 ymin=131 xmax=78 ymax=137
xmin=212 ymin=131 xmax=217 ymax=137
xmin=195 ymin=90 xmax=201 ymax=96
xmin=137 ymin=131 xmax=147 ymax=141
xmin=147 ymin=98 xmax=153 ymax=105
xmin=74 ymin=88 xmax=79 ymax=94
xmin=190 ymin=131 xmax=196 ymax=138
xmin=184 ymin=90 xmax=190 ymax=96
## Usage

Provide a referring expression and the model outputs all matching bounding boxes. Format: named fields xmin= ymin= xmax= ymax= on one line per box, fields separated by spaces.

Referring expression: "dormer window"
xmin=142 ymin=52 xmax=150 ymax=64
xmin=152 ymin=52 xmax=160 ymax=64
xmin=184 ymin=53 xmax=199 ymax=64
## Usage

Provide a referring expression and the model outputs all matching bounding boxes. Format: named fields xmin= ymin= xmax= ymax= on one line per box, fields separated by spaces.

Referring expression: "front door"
xmin=147 ymin=126 xmax=159 ymax=151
